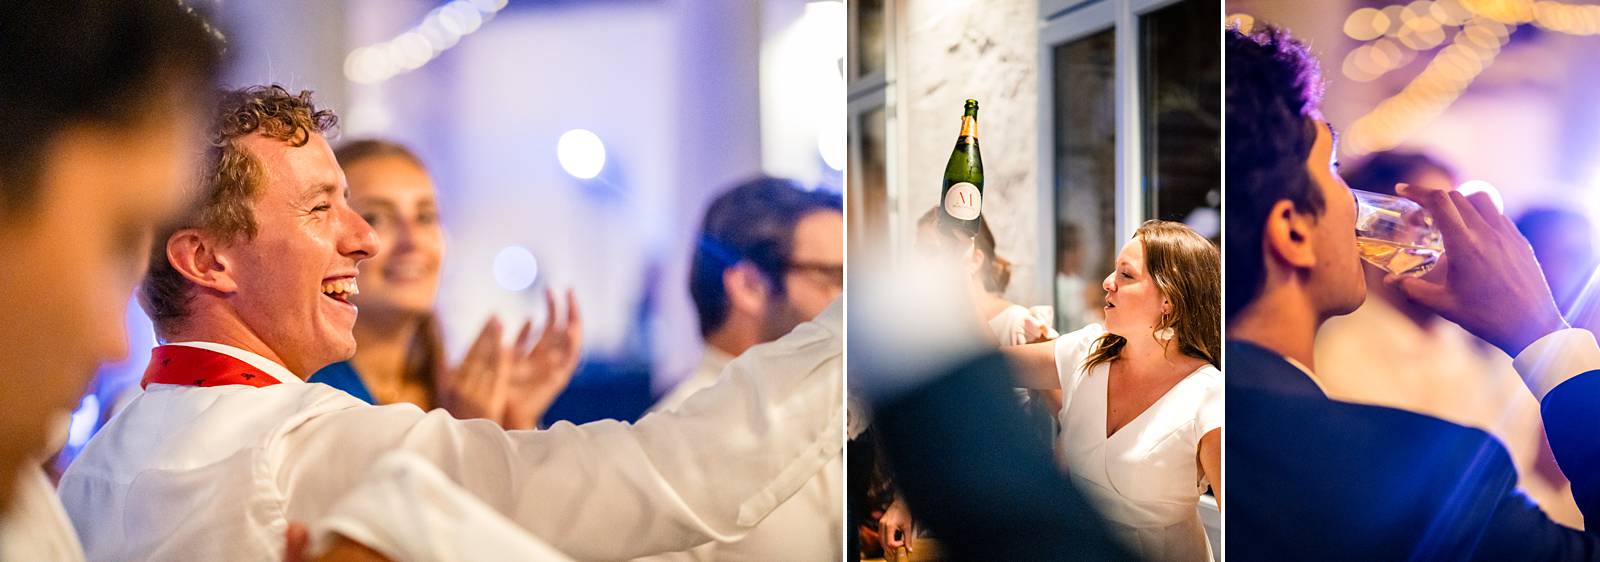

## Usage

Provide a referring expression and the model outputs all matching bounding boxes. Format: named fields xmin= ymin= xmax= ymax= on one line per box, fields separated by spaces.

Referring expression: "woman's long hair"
xmin=916 ymin=207 xmax=1012 ymax=294
xmin=1083 ymin=220 xmax=1221 ymax=373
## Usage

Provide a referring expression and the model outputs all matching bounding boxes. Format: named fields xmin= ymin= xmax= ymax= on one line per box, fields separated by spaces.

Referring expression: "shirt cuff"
xmin=1512 ymin=328 xmax=1600 ymax=401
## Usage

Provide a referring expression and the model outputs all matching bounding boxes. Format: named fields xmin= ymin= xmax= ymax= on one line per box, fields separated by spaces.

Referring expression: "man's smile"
xmin=320 ymin=276 xmax=359 ymax=305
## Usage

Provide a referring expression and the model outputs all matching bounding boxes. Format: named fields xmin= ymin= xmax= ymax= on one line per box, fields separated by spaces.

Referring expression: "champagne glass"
xmin=1352 ymin=188 xmax=1443 ymax=277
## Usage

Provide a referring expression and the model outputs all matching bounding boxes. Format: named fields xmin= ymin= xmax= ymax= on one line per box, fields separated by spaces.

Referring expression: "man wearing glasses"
xmin=649 ymin=176 xmax=843 ymax=560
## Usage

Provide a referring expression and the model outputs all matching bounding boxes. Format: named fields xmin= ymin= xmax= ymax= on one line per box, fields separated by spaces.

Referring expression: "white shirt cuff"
xmin=1512 ymin=328 xmax=1600 ymax=401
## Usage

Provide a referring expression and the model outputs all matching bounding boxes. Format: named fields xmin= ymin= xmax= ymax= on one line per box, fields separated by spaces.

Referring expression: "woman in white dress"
xmin=1009 ymin=219 xmax=1222 ymax=561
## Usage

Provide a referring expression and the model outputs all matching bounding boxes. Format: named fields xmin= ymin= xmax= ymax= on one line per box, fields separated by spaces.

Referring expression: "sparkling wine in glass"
xmin=1352 ymin=188 xmax=1443 ymax=277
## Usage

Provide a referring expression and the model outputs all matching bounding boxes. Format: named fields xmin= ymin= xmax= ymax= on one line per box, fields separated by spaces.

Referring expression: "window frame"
xmin=1034 ymin=0 xmax=1187 ymax=301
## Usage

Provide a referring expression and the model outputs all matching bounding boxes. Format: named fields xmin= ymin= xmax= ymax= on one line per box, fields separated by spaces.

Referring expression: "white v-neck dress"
xmin=1053 ymin=324 xmax=1222 ymax=562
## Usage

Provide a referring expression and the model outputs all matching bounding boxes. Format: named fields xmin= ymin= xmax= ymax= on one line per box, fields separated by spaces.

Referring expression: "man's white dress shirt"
xmin=59 ymin=301 xmax=842 ymax=561
xmin=311 ymin=451 xmax=573 ymax=561
xmin=652 ymin=347 xmax=734 ymax=414
xmin=640 ymin=346 xmax=844 ymax=561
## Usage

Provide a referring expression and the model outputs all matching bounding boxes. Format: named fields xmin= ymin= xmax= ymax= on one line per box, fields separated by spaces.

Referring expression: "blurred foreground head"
xmin=0 ymin=0 xmax=222 ymax=509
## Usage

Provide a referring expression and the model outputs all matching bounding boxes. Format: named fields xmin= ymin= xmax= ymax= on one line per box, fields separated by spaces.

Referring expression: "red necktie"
xmin=141 ymin=345 xmax=285 ymax=389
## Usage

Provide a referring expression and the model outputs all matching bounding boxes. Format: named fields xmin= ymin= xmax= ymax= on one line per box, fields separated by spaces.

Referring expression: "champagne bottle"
xmin=940 ymin=99 xmax=984 ymax=236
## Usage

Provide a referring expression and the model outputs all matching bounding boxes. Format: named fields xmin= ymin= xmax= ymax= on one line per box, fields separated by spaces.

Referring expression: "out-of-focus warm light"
xmin=493 ymin=246 xmax=540 ymax=292
xmin=1382 ymin=5 xmax=1408 ymax=35
xmin=1401 ymin=1 xmax=1432 ymax=24
xmin=1344 ymin=47 xmax=1379 ymax=82
xmin=1437 ymin=0 xmax=1474 ymax=24
xmin=1346 ymin=8 xmax=1390 ymax=41
xmin=1226 ymin=13 xmax=1255 ymax=33
xmin=557 ymin=129 xmax=607 ymax=180
xmin=1457 ymin=179 xmax=1505 ymax=213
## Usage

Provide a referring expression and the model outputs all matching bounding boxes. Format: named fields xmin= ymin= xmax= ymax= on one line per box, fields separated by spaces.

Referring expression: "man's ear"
xmin=723 ymin=262 xmax=771 ymax=317
xmin=165 ymin=228 xmax=238 ymax=294
xmin=1263 ymin=199 xmax=1318 ymax=270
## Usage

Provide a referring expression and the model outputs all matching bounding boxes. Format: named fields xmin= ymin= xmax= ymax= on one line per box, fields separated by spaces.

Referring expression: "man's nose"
xmin=340 ymin=205 xmax=380 ymax=261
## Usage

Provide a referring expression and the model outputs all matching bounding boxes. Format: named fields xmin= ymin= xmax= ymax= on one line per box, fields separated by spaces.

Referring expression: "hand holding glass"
xmin=1353 ymin=188 xmax=1443 ymax=277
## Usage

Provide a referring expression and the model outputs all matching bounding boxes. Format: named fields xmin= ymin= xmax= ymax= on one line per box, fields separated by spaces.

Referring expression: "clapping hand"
xmin=436 ymin=317 xmax=512 ymax=424
xmin=501 ymin=289 xmax=583 ymax=430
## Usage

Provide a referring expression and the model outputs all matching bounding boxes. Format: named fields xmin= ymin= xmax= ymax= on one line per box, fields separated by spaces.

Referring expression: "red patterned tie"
xmin=141 ymin=345 xmax=285 ymax=389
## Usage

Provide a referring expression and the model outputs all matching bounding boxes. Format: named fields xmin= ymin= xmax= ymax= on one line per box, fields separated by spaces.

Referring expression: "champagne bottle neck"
xmin=959 ymin=115 xmax=978 ymax=141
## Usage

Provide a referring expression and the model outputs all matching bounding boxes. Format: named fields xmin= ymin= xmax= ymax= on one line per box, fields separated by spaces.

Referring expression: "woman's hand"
xmin=435 ymin=318 xmax=511 ymax=424
xmin=501 ymin=289 xmax=584 ymax=430
xmin=879 ymin=495 xmax=916 ymax=555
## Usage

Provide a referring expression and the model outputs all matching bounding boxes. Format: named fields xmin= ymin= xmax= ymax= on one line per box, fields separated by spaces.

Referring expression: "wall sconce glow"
xmin=493 ymin=246 xmax=540 ymax=292
xmin=557 ymin=129 xmax=607 ymax=180
xmin=1456 ymin=179 xmax=1504 ymax=213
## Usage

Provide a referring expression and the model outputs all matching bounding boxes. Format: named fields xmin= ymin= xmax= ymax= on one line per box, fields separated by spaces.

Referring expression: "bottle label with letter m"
xmin=944 ymin=182 xmax=982 ymax=221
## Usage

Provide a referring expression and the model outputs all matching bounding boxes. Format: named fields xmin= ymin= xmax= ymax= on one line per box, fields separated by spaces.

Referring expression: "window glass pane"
xmin=850 ymin=106 xmax=889 ymax=260
xmin=1142 ymin=0 xmax=1221 ymax=242
xmin=855 ymin=0 xmax=886 ymax=78
xmin=1053 ymin=28 xmax=1116 ymax=332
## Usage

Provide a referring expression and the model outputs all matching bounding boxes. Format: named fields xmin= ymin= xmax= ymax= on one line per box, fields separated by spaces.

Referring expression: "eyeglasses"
xmin=785 ymin=261 xmax=844 ymax=289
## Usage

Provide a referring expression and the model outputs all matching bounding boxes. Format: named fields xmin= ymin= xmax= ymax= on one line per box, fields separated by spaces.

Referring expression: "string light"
xmin=344 ymin=0 xmax=510 ymax=85
xmin=1324 ymin=0 xmax=1600 ymax=155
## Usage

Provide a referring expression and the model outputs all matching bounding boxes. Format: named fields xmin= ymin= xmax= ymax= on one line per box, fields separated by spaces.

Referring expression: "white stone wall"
xmin=897 ymin=0 xmax=1043 ymax=304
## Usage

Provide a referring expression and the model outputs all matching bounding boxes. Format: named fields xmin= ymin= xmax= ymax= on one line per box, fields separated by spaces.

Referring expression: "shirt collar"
xmin=1281 ymin=354 xmax=1327 ymax=392
xmin=700 ymin=346 xmax=734 ymax=372
xmin=164 ymin=341 xmax=304 ymax=385
xmin=1225 ymin=340 xmax=1330 ymax=399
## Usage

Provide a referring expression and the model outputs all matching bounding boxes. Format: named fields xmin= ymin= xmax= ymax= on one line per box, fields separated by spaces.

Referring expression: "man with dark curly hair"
xmin=1226 ymin=24 xmax=1600 ymax=560
xmin=60 ymin=85 xmax=843 ymax=560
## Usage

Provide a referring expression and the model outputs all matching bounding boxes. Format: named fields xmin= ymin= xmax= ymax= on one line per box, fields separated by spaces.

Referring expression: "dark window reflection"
xmin=856 ymin=0 xmax=885 ymax=78
xmin=1142 ymin=0 xmax=1221 ymax=242
xmin=1053 ymin=28 xmax=1116 ymax=332
xmin=851 ymin=106 xmax=888 ymax=260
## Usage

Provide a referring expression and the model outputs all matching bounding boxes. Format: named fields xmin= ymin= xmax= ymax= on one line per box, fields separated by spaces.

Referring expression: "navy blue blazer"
xmin=872 ymin=352 xmax=1134 ymax=561
xmin=1228 ymin=340 xmax=1600 ymax=561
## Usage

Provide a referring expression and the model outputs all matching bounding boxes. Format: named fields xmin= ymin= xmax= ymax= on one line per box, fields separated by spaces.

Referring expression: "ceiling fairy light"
xmin=1333 ymin=0 xmax=1600 ymax=155
xmin=344 ymin=0 xmax=510 ymax=85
